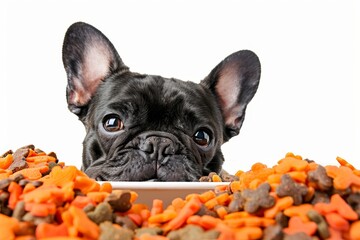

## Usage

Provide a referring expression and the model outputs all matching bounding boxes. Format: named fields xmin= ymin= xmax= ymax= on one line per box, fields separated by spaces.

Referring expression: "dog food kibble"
xmin=1 ymin=146 xmax=360 ymax=239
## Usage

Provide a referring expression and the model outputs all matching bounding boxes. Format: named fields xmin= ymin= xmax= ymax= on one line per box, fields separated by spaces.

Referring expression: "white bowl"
xmin=101 ymin=182 xmax=227 ymax=206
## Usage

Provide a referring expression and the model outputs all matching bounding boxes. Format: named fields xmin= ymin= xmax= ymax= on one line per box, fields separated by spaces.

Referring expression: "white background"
xmin=1 ymin=0 xmax=359 ymax=174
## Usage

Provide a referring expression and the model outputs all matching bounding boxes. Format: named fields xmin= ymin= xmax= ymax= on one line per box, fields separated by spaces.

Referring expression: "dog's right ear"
xmin=62 ymin=22 xmax=128 ymax=116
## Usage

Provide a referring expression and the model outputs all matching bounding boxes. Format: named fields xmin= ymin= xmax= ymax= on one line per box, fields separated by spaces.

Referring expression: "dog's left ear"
xmin=62 ymin=22 xmax=128 ymax=116
xmin=201 ymin=50 xmax=261 ymax=142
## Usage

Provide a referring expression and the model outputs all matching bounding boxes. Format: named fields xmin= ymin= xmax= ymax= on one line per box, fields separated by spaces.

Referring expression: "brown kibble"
xmin=8 ymin=160 xmax=28 ymax=173
xmin=87 ymin=202 xmax=113 ymax=224
xmin=195 ymin=204 xmax=218 ymax=217
xmin=47 ymin=152 xmax=58 ymax=162
xmin=275 ymin=212 xmax=289 ymax=228
xmin=283 ymin=232 xmax=313 ymax=240
xmin=199 ymin=176 xmax=211 ymax=182
xmin=228 ymin=191 xmax=245 ymax=213
xmin=220 ymin=170 xmax=239 ymax=182
xmin=114 ymin=215 xmax=138 ymax=231
xmin=263 ymin=224 xmax=284 ymax=240
xmin=15 ymin=221 xmax=36 ymax=237
xmin=311 ymin=191 xmax=330 ymax=205
xmin=276 ymin=174 xmax=308 ymax=205
xmin=99 ymin=221 xmax=134 ymax=240
xmin=167 ymin=224 xmax=219 ymax=240
xmin=135 ymin=227 xmax=163 ymax=237
xmin=22 ymin=212 xmax=54 ymax=225
xmin=1 ymin=150 xmax=13 ymax=158
xmin=8 ymin=145 xmax=33 ymax=172
xmin=347 ymin=192 xmax=360 ymax=218
xmin=0 ymin=191 xmax=10 ymax=202
xmin=105 ymin=190 xmax=132 ymax=212
xmin=12 ymin=201 xmax=26 ymax=221
xmin=308 ymin=165 xmax=333 ymax=191
xmin=0 ymin=178 xmax=11 ymax=190
xmin=0 ymin=191 xmax=12 ymax=216
xmin=307 ymin=209 xmax=330 ymax=239
xmin=12 ymin=173 xmax=25 ymax=183
xmin=83 ymin=203 xmax=96 ymax=213
xmin=242 ymin=182 xmax=275 ymax=213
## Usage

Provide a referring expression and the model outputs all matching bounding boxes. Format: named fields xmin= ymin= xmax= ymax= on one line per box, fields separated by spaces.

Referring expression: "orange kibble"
xmin=74 ymin=175 xmax=100 ymax=194
xmin=283 ymin=204 xmax=314 ymax=222
xmin=350 ymin=221 xmax=360 ymax=240
xmin=171 ymin=198 xmax=185 ymax=212
xmin=326 ymin=165 xmax=360 ymax=190
xmin=86 ymin=191 xmax=109 ymax=203
xmin=163 ymin=196 xmax=202 ymax=232
xmin=224 ymin=211 xmax=251 ymax=220
xmin=234 ymin=227 xmax=263 ymax=240
xmin=8 ymin=182 xmax=23 ymax=210
xmin=314 ymin=194 xmax=358 ymax=221
xmin=264 ymin=196 xmax=294 ymax=219
xmin=25 ymin=202 xmax=57 ymax=217
xmin=186 ymin=215 xmax=202 ymax=225
xmin=287 ymin=171 xmax=307 ymax=183
xmin=199 ymin=190 xmax=216 ymax=203
xmin=151 ymin=199 xmax=164 ymax=216
xmin=0 ymin=213 xmax=20 ymax=240
xmin=305 ymin=161 xmax=319 ymax=172
xmin=283 ymin=216 xmax=317 ymax=236
xmin=251 ymin=162 xmax=267 ymax=171
xmin=336 ymin=156 xmax=355 ymax=170
xmin=248 ymin=178 xmax=262 ymax=189
xmin=212 ymin=174 xmax=222 ymax=182
xmin=148 ymin=209 xmax=177 ymax=224
xmin=137 ymin=234 xmax=169 ymax=240
xmin=304 ymin=186 xmax=315 ymax=203
xmin=71 ymin=196 xmax=96 ymax=209
xmin=235 ymin=170 xmax=244 ymax=178
xmin=10 ymin=167 xmax=45 ymax=181
xmin=26 ymin=155 xmax=56 ymax=164
xmin=47 ymin=166 xmax=78 ymax=187
xmin=22 ymin=183 xmax=36 ymax=194
xmin=266 ymin=173 xmax=282 ymax=184
xmin=216 ymin=206 xmax=228 ymax=219
xmin=331 ymin=194 xmax=358 ymax=221
xmin=65 ymin=205 xmax=100 ymax=239
xmin=0 ymin=170 xmax=12 ymax=180
xmin=199 ymin=215 xmax=220 ymax=229
xmin=0 ymin=154 xmax=13 ymax=170
xmin=325 ymin=212 xmax=350 ymax=231
xmin=99 ymin=182 xmax=112 ymax=193
xmin=26 ymin=149 xmax=38 ymax=157
xmin=275 ymin=156 xmax=308 ymax=173
xmin=35 ymin=222 xmax=69 ymax=238
xmin=230 ymin=180 xmax=241 ymax=193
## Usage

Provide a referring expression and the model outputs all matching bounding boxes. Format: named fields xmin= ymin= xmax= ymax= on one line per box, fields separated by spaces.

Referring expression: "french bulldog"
xmin=62 ymin=22 xmax=261 ymax=181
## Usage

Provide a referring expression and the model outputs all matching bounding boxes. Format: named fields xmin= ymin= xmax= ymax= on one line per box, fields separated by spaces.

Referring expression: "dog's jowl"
xmin=62 ymin=22 xmax=261 ymax=181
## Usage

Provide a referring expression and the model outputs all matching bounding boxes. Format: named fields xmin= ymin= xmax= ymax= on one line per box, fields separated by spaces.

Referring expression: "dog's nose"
xmin=139 ymin=136 xmax=177 ymax=161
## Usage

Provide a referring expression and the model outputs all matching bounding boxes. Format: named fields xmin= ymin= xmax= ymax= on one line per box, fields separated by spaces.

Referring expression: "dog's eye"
xmin=103 ymin=115 xmax=124 ymax=132
xmin=193 ymin=129 xmax=211 ymax=147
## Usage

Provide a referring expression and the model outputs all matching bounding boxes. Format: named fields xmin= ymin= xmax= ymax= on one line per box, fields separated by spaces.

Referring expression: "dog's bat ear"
xmin=62 ymin=22 xmax=129 ymax=116
xmin=201 ymin=50 xmax=261 ymax=141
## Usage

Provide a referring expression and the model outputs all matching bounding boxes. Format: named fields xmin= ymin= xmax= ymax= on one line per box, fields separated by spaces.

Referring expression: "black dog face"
xmin=62 ymin=22 xmax=261 ymax=181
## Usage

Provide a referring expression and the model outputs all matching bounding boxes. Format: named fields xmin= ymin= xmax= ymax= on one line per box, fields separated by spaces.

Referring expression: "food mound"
xmin=1 ymin=145 xmax=360 ymax=240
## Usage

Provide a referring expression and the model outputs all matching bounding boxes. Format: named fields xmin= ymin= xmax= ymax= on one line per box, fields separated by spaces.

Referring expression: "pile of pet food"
xmin=1 ymin=145 xmax=360 ymax=240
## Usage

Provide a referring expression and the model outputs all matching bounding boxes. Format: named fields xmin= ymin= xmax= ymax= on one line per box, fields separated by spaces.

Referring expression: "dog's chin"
xmin=84 ymin=150 xmax=202 ymax=182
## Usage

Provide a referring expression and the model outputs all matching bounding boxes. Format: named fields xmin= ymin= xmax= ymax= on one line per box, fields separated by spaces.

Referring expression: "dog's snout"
xmin=139 ymin=136 xmax=176 ymax=161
